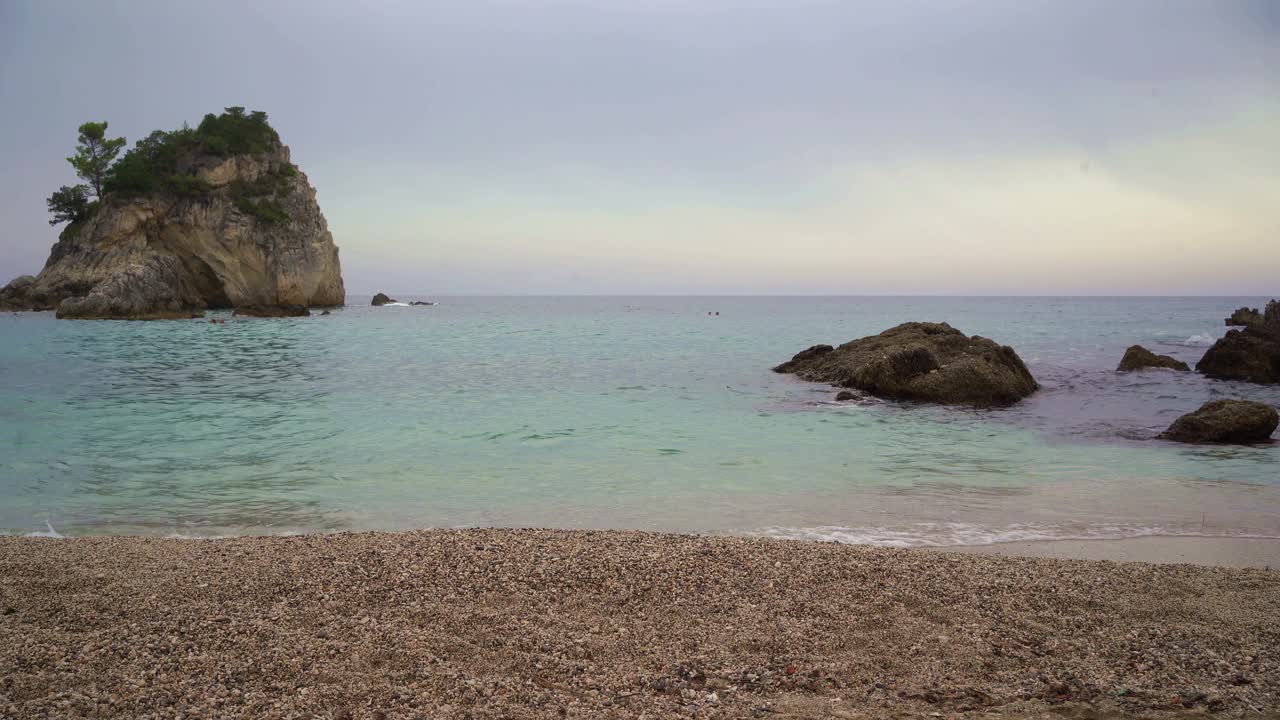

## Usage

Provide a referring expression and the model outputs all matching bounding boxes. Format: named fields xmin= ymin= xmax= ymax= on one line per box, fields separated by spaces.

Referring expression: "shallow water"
xmin=2 ymin=296 xmax=1278 ymax=545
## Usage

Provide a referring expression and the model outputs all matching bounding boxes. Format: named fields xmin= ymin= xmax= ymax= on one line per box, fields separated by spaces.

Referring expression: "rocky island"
xmin=774 ymin=322 xmax=1038 ymax=406
xmin=0 ymin=108 xmax=343 ymax=319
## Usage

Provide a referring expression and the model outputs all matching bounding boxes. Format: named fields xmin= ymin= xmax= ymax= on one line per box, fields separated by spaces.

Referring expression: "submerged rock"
xmin=1117 ymin=345 xmax=1189 ymax=372
xmin=409 ymin=301 xmax=435 ymax=306
xmin=372 ymin=293 xmax=396 ymax=306
xmin=1158 ymin=400 xmax=1278 ymax=444
xmin=232 ymin=304 xmax=310 ymax=318
xmin=774 ymin=322 xmax=1037 ymax=406
xmin=9 ymin=110 xmax=343 ymax=320
xmin=1197 ymin=300 xmax=1280 ymax=384
xmin=834 ymin=390 xmax=856 ymax=402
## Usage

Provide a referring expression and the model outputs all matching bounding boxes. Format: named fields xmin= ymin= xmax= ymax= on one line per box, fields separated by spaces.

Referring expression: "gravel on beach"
xmin=1 ymin=528 xmax=1277 ymax=719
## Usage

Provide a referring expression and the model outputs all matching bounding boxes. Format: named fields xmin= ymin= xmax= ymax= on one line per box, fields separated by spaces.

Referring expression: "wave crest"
xmin=753 ymin=522 xmax=1279 ymax=548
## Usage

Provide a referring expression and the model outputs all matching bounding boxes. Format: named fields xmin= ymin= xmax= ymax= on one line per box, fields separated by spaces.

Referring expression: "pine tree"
xmin=67 ymin=122 xmax=125 ymax=200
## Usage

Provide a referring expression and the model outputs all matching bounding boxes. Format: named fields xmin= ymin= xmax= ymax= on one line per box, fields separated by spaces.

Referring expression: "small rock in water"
xmin=1158 ymin=399 xmax=1278 ymax=444
xmin=835 ymin=390 xmax=856 ymax=401
xmin=1116 ymin=345 xmax=1188 ymax=372
xmin=372 ymin=293 xmax=396 ymax=306
xmin=774 ymin=322 xmax=1037 ymax=406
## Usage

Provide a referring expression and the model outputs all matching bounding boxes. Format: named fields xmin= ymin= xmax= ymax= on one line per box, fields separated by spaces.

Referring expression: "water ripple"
xmin=2 ymin=296 xmax=1278 ymax=540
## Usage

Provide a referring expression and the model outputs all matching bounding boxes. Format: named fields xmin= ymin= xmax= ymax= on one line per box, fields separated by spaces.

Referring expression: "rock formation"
xmin=0 ymin=109 xmax=343 ymax=319
xmin=372 ymin=293 xmax=396 ymax=306
xmin=1225 ymin=306 xmax=1263 ymax=327
xmin=774 ymin=322 xmax=1038 ymax=406
xmin=1116 ymin=345 xmax=1189 ymax=372
xmin=1158 ymin=399 xmax=1278 ymax=444
xmin=1197 ymin=300 xmax=1280 ymax=384
xmin=0 ymin=275 xmax=37 ymax=311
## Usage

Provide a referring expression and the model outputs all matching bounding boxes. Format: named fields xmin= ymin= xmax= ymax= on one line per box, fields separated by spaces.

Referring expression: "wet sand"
xmin=952 ymin=535 xmax=1280 ymax=569
xmin=2 ymin=529 xmax=1277 ymax=719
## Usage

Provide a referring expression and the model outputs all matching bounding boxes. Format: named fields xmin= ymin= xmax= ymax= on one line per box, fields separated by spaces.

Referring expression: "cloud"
xmin=339 ymin=102 xmax=1280 ymax=294
xmin=1 ymin=0 xmax=1276 ymax=293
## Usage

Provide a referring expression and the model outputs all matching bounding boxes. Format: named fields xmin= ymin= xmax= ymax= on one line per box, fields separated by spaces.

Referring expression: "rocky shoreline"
xmin=776 ymin=302 xmax=1278 ymax=444
xmin=2 ymin=529 xmax=1277 ymax=719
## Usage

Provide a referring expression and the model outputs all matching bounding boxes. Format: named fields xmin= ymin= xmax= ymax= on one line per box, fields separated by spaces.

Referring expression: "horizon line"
xmin=345 ymin=292 xmax=1277 ymax=298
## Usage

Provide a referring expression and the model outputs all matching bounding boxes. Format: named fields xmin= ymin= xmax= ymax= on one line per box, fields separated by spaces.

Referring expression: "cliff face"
xmin=1 ymin=145 xmax=343 ymax=319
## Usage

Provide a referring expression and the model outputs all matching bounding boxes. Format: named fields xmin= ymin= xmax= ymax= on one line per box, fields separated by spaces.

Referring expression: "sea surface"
xmin=2 ymin=296 xmax=1279 ymax=546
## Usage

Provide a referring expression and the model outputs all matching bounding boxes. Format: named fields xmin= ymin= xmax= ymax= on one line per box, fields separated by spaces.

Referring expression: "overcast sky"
xmin=1 ymin=0 xmax=1276 ymax=294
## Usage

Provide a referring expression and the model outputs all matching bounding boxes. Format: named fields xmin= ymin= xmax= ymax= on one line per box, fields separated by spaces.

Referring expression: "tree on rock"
xmin=67 ymin=121 xmax=125 ymax=200
xmin=46 ymin=185 xmax=92 ymax=226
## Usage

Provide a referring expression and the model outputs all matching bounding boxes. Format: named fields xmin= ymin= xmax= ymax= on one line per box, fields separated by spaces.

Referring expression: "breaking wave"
xmin=22 ymin=520 xmax=65 ymax=538
xmin=752 ymin=522 xmax=1280 ymax=548
xmin=1162 ymin=332 xmax=1220 ymax=348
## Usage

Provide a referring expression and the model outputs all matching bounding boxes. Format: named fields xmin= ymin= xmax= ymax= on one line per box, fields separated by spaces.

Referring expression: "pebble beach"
xmin=2 ymin=529 xmax=1277 ymax=719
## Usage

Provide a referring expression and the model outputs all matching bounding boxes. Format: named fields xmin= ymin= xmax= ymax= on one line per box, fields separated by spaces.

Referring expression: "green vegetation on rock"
xmin=48 ymin=107 xmax=296 ymax=225
xmin=67 ymin=122 xmax=125 ymax=200
xmin=230 ymin=163 xmax=296 ymax=223
xmin=233 ymin=194 xmax=290 ymax=224
xmin=104 ymin=128 xmax=206 ymax=197
xmin=194 ymin=107 xmax=280 ymax=156
xmin=46 ymin=185 xmax=94 ymax=226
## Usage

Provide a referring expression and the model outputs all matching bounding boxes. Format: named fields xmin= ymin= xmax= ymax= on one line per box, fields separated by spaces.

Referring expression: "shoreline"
xmin=950 ymin=534 xmax=1280 ymax=569
xmin=10 ymin=525 xmax=1280 ymax=569
xmin=3 ymin=528 xmax=1277 ymax=718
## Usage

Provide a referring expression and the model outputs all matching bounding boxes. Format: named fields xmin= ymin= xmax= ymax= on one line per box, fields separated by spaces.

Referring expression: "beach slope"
xmin=2 ymin=529 xmax=1277 ymax=718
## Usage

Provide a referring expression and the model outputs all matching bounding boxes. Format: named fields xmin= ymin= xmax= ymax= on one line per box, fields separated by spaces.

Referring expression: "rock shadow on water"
xmin=461 ymin=428 xmax=525 ymax=443
xmin=519 ymin=429 xmax=576 ymax=443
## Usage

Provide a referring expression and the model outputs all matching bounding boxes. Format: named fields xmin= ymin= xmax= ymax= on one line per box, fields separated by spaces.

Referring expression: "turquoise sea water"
xmin=2 ymin=296 xmax=1278 ymax=545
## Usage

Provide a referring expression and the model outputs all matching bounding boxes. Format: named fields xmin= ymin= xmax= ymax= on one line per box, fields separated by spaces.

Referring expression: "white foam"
xmin=23 ymin=520 xmax=65 ymax=538
xmin=1185 ymin=333 xmax=1218 ymax=346
xmin=752 ymin=522 xmax=1280 ymax=548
